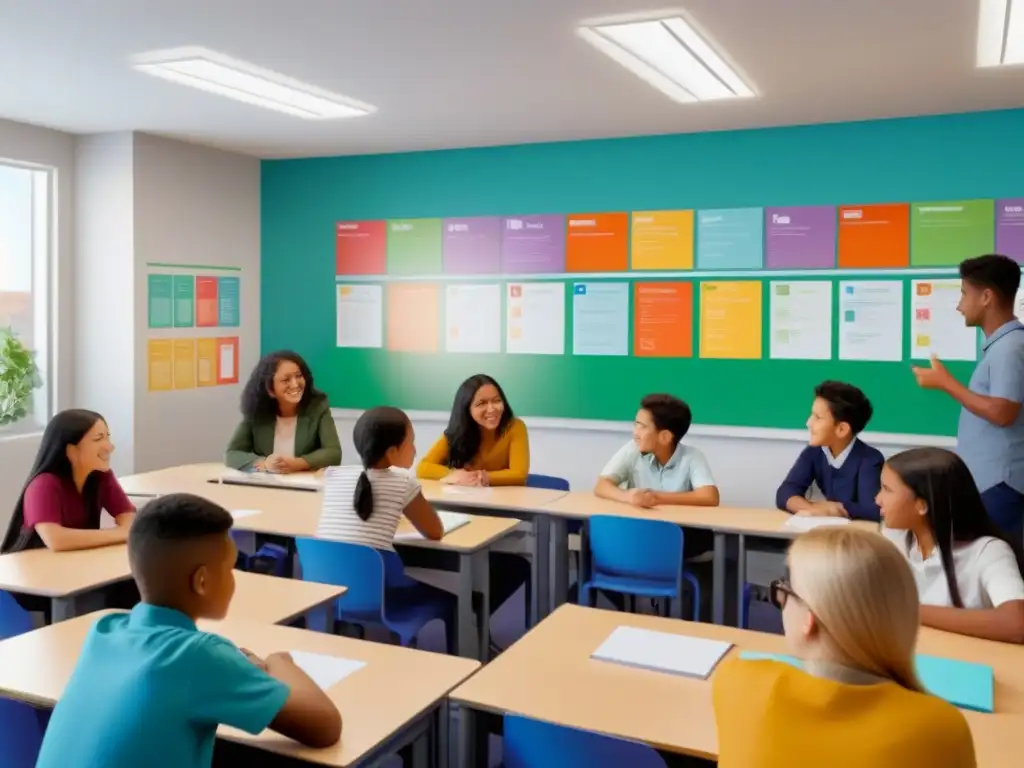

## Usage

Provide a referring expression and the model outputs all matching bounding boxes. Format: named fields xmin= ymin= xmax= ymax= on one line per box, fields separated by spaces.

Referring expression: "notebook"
xmin=289 ymin=651 xmax=366 ymax=691
xmin=591 ymin=626 xmax=733 ymax=679
xmin=217 ymin=469 xmax=322 ymax=492
xmin=738 ymin=651 xmax=994 ymax=712
xmin=394 ymin=510 xmax=473 ymax=541
xmin=783 ymin=516 xmax=851 ymax=532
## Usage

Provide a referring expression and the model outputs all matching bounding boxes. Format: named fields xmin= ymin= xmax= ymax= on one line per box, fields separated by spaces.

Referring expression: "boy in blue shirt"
xmin=776 ymin=381 xmax=884 ymax=521
xmin=36 ymin=493 xmax=342 ymax=768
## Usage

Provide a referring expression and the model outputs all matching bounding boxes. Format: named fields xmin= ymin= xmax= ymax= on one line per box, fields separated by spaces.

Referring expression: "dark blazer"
xmin=775 ymin=440 xmax=884 ymax=522
xmin=224 ymin=395 xmax=341 ymax=471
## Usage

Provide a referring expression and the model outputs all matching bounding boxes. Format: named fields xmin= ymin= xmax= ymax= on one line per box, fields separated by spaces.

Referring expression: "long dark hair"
xmin=240 ymin=350 xmax=323 ymax=422
xmin=444 ymin=374 xmax=514 ymax=469
xmin=886 ymin=447 xmax=1024 ymax=608
xmin=1 ymin=409 xmax=107 ymax=553
xmin=353 ymin=407 xmax=410 ymax=521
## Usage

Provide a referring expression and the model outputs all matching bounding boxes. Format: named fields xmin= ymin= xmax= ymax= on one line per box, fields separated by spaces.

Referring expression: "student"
xmin=713 ymin=527 xmax=976 ymax=767
xmin=912 ymin=254 xmax=1024 ymax=541
xmin=415 ymin=374 xmax=530 ymax=624
xmin=35 ymin=493 xmax=342 ymax=767
xmin=879 ymin=447 xmax=1024 ymax=644
xmin=225 ymin=350 xmax=341 ymax=473
xmin=776 ymin=381 xmax=884 ymax=521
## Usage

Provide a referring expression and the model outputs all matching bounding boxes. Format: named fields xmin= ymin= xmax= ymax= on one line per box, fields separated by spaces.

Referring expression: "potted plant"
xmin=0 ymin=327 xmax=41 ymax=425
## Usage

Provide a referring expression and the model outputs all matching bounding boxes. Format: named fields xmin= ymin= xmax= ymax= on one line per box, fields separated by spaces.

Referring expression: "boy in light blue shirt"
xmin=36 ymin=493 xmax=342 ymax=768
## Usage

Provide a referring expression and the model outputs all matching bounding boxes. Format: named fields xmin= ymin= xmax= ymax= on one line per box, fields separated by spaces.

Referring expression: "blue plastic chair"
xmin=578 ymin=516 xmax=700 ymax=621
xmin=0 ymin=590 xmax=43 ymax=766
xmin=740 ymin=583 xmax=755 ymax=628
xmin=0 ymin=591 xmax=33 ymax=640
xmin=526 ymin=474 xmax=570 ymax=492
xmin=295 ymin=538 xmax=455 ymax=652
xmin=503 ymin=714 xmax=667 ymax=768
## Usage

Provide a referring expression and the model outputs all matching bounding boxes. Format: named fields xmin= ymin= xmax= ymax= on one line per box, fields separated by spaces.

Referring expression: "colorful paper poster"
xmin=631 ymin=211 xmax=694 ymax=270
xmin=216 ymin=337 xmax=239 ymax=385
xmin=196 ymin=338 xmax=218 ymax=387
xmin=565 ymin=213 xmax=629 ymax=272
xmin=911 ymin=280 xmax=978 ymax=362
xmin=837 ymin=204 xmax=910 ymax=268
xmin=386 ymin=219 xmax=443 ymax=274
xmin=147 ymin=339 xmax=173 ymax=392
xmin=506 ymin=282 xmax=565 ymax=355
xmin=195 ymin=277 xmax=219 ymax=327
xmin=501 ymin=215 xmax=565 ymax=273
xmin=838 ymin=281 xmax=903 ymax=361
xmin=443 ymin=217 xmax=501 ymax=274
xmin=172 ymin=339 xmax=196 ymax=390
xmin=445 ymin=284 xmax=501 ymax=353
xmin=769 ymin=281 xmax=833 ymax=360
xmin=764 ymin=207 xmax=837 ymax=269
xmin=996 ymin=199 xmax=1024 ymax=263
xmin=147 ymin=274 xmax=173 ymax=329
xmin=572 ymin=283 xmax=629 ymax=356
xmin=698 ymin=281 xmax=763 ymax=359
xmin=215 ymin=277 xmax=240 ymax=327
xmin=696 ymin=208 xmax=764 ymax=270
xmin=910 ymin=200 xmax=994 ymax=266
xmin=633 ymin=282 xmax=693 ymax=358
xmin=336 ymin=220 xmax=387 ymax=275
xmin=336 ymin=284 xmax=383 ymax=348
xmin=386 ymin=284 xmax=440 ymax=352
xmin=172 ymin=275 xmax=195 ymax=328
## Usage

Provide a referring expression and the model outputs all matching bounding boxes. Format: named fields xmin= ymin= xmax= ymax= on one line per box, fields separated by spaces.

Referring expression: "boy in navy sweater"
xmin=776 ymin=381 xmax=884 ymax=522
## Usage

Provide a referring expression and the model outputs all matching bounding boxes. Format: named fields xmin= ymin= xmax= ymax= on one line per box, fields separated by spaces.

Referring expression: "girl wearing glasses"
xmin=878 ymin=447 xmax=1024 ymax=644
xmin=713 ymin=527 xmax=974 ymax=767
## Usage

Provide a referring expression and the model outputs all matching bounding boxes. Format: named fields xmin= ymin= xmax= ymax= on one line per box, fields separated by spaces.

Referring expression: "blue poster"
xmin=572 ymin=282 xmax=629 ymax=356
xmin=696 ymin=207 xmax=764 ymax=270
xmin=217 ymin=276 xmax=240 ymax=327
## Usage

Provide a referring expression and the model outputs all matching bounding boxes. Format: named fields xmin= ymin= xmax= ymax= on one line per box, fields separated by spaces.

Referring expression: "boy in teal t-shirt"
xmin=36 ymin=493 xmax=342 ymax=768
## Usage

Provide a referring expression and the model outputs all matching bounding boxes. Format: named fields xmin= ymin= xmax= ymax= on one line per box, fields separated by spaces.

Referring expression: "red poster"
xmin=195 ymin=277 xmax=219 ymax=327
xmin=215 ymin=336 xmax=239 ymax=385
xmin=336 ymin=220 xmax=387 ymax=275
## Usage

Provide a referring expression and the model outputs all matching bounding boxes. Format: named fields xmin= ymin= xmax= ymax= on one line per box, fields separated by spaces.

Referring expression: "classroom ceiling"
xmin=0 ymin=0 xmax=1019 ymax=158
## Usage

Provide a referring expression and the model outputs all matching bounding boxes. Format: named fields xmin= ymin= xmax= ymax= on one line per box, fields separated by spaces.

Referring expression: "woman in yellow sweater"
xmin=417 ymin=374 xmax=531 ymax=645
xmin=713 ymin=526 xmax=975 ymax=768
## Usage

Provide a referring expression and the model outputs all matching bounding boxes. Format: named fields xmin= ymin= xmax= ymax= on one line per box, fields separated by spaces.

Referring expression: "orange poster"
xmin=631 ymin=211 xmax=694 ymax=270
xmin=565 ymin=213 xmax=628 ymax=272
xmin=386 ymin=283 xmax=440 ymax=352
xmin=634 ymin=282 xmax=694 ymax=358
xmin=837 ymin=203 xmax=910 ymax=268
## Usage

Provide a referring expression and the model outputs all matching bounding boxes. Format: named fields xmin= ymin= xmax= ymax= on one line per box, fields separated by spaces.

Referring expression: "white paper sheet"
xmin=769 ymin=280 xmax=833 ymax=360
xmin=783 ymin=516 xmax=851 ymax=532
xmin=219 ymin=343 xmax=236 ymax=380
xmin=838 ymin=280 xmax=903 ymax=361
xmin=591 ymin=626 xmax=733 ymax=679
xmin=445 ymin=284 xmax=501 ymax=353
xmin=394 ymin=511 xmax=472 ymax=541
xmin=289 ymin=651 xmax=366 ymax=690
xmin=230 ymin=509 xmax=262 ymax=520
xmin=506 ymin=282 xmax=565 ymax=355
xmin=219 ymin=470 xmax=323 ymax=491
xmin=336 ymin=284 xmax=384 ymax=348
xmin=910 ymin=279 xmax=978 ymax=362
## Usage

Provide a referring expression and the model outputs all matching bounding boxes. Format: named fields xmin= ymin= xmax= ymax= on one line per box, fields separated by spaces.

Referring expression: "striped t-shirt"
xmin=317 ymin=465 xmax=420 ymax=551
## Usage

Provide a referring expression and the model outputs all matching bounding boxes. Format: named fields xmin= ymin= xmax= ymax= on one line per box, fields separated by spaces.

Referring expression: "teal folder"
xmin=738 ymin=651 xmax=994 ymax=713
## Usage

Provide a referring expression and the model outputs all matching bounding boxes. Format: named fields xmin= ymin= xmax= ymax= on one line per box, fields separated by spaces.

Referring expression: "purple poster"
xmin=996 ymin=199 xmax=1024 ymax=264
xmin=442 ymin=217 xmax=501 ymax=274
xmin=501 ymin=215 xmax=566 ymax=273
xmin=764 ymin=206 xmax=837 ymax=269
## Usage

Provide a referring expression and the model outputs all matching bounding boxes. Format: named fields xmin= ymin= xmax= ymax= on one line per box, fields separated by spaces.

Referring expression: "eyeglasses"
xmin=769 ymin=578 xmax=803 ymax=611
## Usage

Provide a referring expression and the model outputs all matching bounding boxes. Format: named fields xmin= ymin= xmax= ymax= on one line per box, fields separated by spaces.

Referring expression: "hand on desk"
xmin=442 ymin=469 xmax=489 ymax=487
xmin=264 ymin=455 xmax=306 ymax=474
xmin=797 ymin=501 xmax=849 ymax=518
xmin=626 ymin=489 xmax=659 ymax=508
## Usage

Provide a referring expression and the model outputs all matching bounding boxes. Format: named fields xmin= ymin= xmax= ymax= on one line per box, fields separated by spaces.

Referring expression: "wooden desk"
xmin=225 ymin=571 xmax=346 ymax=627
xmin=450 ymin=604 xmax=1022 ymax=767
xmin=0 ymin=611 xmax=480 ymax=767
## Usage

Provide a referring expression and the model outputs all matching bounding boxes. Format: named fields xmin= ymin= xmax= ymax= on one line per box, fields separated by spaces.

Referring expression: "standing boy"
xmin=36 ymin=493 xmax=342 ymax=768
xmin=777 ymin=381 xmax=884 ymax=521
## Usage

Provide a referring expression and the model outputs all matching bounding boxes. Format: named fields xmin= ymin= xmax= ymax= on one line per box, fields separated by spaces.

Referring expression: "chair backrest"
xmin=588 ymin=515 xmax=683 ymax=583
xmin=0 ymin=591 xmax=33 ymax=641
xmin=503 ymin=714 xmax=667 ymax=768
xmin=295 ymin=538 xmax=385 ymax=616
xmin=526 ymin=474 xmax=570 ymax=491
xmin=0 ymin=698 xmax=43 ymax=767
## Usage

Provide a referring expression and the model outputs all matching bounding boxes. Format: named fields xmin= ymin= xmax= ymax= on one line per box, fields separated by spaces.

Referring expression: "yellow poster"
xmin=147 ymin=340 xmax=173 ymax=392
xmin=631 ymin=210 xmax=694 ymax=270
xmin=699 ymin=281 xmax=763 ymax=359
xmin=173 ymin=338 xmax=196 ymax=390
xmin=196 ymin=338 xmax=217 ymax=387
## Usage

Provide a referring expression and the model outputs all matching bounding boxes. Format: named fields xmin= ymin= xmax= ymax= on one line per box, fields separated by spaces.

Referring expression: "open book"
xmin=394 ymin=511 xmax=472 ymax=541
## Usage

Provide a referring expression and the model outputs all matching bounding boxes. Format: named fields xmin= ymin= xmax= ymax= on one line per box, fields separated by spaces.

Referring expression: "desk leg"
xmin=736 ymin=533 xmax=747 ymax=628
xmin=51 ymin=597 xmax=77 ymax=623
xmin=475 ymin=550 xmax=490 ymax=662
xmin=434 ymin=700 xmax=450 ymax=768
xmin=712 ymin=532 xmax=726 ymax=626
xmin=532 ymin=516 xmax=551 ymax=624
xmin=456 ymin=704 xmax=487 ymax=768
xmin=549 ymin=517 xmax=569 ymax=611
xmin=456 ymin=552 xmax=477 ymax=660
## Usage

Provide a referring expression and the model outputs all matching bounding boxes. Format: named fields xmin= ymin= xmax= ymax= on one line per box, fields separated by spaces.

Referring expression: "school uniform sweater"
xmin=775 ymin=439 xmax=884 ymax=522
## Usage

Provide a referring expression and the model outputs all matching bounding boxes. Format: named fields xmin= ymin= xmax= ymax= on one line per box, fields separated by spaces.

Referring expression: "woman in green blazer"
xmin=225 ymin=350 xmax=342 ymax=472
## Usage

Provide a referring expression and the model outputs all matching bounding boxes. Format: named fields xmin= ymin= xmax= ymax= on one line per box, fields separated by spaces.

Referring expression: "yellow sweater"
xmin=416 ymin=418 xmax=530 ymax=486
xmin=713 ymin=659 xmax=976 ymax=768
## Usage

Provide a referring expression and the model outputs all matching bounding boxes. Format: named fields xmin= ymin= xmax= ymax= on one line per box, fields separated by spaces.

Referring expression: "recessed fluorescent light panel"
xmin=131 ymin=47 xmax=375 ymax=119
xmin=977 ymin=0 xmax=1024 ymax=66
xmin=578 ymin=15 xmax=754 ymax=103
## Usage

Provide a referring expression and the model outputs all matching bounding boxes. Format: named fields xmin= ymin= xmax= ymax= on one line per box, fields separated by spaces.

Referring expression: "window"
xmin=0 ymin=160 xmax=52 ymax=430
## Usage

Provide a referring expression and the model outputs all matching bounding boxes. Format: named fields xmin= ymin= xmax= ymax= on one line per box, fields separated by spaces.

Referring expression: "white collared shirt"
xmin=822 ymin=438 xmax=857 ymax=470
xmin=600 ymin=440 xmax=716 ymax=492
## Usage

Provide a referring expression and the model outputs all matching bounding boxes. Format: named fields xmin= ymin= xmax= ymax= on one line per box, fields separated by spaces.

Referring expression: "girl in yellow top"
xmin=416 ymin=374 xmax=530 ymax=648
xmin=713 ymin=527 xmax=975 ymax=768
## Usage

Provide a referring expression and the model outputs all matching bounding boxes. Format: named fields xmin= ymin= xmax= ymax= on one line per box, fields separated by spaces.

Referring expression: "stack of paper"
xmin=591 ymin=626 xmax=733 ymax=679
xmin=783 ymin=516 xmax=850 ymax=532
xmin=219 ymin=469 xmax=322 ymax=492
xmin=289 ymin=650 xmax=366 ymax=691
xmin=394 ymin=511 xmax=472 ymax=541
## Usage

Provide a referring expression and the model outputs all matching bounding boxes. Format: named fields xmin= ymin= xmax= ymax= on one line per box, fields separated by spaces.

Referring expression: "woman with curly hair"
xmin=225 ymin=350 xmax=341 ymax=473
